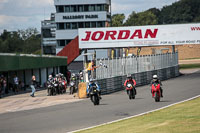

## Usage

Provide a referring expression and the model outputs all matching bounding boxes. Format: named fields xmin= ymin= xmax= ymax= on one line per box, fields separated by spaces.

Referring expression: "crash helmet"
xmin=127 ymin=74 xmax=132 ymax=79
xmin=89 ymin=78 xmax=95 ymax=83
xmin=153 ymin=75 xmax=158 ymax=79
xmin=72 ymin=73 xmax=76 ymax=78
xmin=49 ymin=75 xmax=52 ymax=79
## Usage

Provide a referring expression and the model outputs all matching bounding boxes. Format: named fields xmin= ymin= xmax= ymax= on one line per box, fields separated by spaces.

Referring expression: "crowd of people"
xmin=0 ymin=75 xmax=25 ymax=98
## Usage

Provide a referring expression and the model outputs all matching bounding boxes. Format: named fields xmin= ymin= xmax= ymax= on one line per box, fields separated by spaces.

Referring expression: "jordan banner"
xmin=78 ymin=23 xmax=200 ymax=49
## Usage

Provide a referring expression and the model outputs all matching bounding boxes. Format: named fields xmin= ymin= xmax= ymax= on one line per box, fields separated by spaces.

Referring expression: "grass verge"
xmin=179 ymin=63 xmax=200 ymax=69
xmin=77 ymin=97 xmax=200 ymax=133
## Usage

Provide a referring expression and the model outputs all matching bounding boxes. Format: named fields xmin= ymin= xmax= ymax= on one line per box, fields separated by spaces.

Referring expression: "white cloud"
xmin=0 ymin=0 xmax=179 ymax=33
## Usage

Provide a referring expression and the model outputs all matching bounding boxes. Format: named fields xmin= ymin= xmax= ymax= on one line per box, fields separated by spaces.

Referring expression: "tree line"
xmin=112 ymin=0 xmax=200 ymax=27
xmin=0 ymin=28 xmax=41 ymax=54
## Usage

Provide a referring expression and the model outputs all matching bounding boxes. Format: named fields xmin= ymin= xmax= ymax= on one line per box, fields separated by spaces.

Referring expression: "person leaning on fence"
xmin=87 ymin=60 xmax=99 ymax=79
xmin=30 ymin=75 xmax=37 ymax=97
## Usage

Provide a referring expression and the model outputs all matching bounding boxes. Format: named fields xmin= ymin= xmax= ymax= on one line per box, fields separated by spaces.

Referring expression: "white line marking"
xmin=68 ymin=95 xmax=200 ymax=133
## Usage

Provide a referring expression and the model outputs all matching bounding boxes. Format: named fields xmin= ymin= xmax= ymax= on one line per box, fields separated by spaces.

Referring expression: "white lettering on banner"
xmin=78 ymin=23 xmax=200 ymax=49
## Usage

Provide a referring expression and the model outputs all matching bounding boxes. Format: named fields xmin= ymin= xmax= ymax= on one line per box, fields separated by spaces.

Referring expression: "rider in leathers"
xmin=124 ymin=74 xmax=137 ymax=95
xmin=150 ymin=75 xmax=163 ymax=97
xmin=47 ymin=75 xmax=54 ymax=96
xmin=87 ymin=79 xmax=101 ymax=99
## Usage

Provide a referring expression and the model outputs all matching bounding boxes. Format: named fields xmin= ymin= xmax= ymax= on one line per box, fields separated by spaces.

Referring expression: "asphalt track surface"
xmin=0 ymin=70 xmax=200 ymax=133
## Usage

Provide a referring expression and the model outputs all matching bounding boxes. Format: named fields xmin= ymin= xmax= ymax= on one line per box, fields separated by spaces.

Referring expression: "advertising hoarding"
xmin=78 ymin=23 xmax=200 ymax=49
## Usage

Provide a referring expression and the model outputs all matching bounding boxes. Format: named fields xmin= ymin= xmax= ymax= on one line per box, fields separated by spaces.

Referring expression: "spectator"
xmin=19 ymin=80 xmax=25 ymax=91
xmin=66 ymin=69 xmax=71 ymax=85
xmin=13 ymin=75 xmax=19 ymax=93
xmin=30 ymin=75 xmax=37 ymax=97
xmin=87 ymin=60 xmax=99 ymax=79
xmin=2 ymin=77 xmax=7 ymax=95
xmin=0 ymin=76 xmax=3 ymax=98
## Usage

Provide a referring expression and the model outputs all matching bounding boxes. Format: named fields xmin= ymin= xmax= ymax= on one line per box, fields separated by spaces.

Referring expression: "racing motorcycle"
xmin=89 ymin=86 xmax=100 ymax=105
xmin=151 ymin=83 xmax=161 ymax=102
xmin=47 ymin=81 xmax=55 ymax=96
xmin=126 ymin=83 xmax=136 ymax=100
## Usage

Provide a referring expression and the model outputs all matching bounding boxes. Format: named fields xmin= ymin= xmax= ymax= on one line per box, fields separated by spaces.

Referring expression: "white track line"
xmin=68 ymin=95 xmax=200 ymax=133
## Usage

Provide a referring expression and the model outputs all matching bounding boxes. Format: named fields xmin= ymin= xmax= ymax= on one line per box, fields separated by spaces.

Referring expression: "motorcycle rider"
xmin=87 ymin=79 xmax=101 ymax=99
xmin=124 ymin=74 xmax=137 ymax=95
xmin=47 ymin=75 xmax=54 ymax=96
xmin=150 ymin=75 xmax=163 ymax=97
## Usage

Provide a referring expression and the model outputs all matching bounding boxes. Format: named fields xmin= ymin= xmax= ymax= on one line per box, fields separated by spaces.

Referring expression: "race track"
xmin=0 ymin=70 xmax=200 ymax=133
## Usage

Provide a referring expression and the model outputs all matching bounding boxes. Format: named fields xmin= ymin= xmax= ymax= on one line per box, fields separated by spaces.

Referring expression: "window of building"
xmin=78 ymin=5 xmax=83 ymax=12
xmin=85 ymin=22 xmax=90 ymax=28
xmin=66 ymin=40 xmax=72 ymax=45
xmin=58 ymin=40 xmax=66 ymax=47
xmin=105 ymin=5 xmax=109 ymax=12
xmin=96 ymin=4 xmax=102 ymax=11
xmin=58 ymin=23 xmax=65 ymax=29
xmin=89 ymin=5 xmax=95 ymax=11
xmin=71 ymin=5 xmax=77 ymax=12
xmin=65 ymin=6 xmax=70 ymax=12
xmin=72 ymin=23 xmax=78 ymax=29
xmin=84 ymin=5 xmax=89 ymax=11
xmin=78 ymin=22 xmax=84 ymax=28
xmin=91 ymin=22 xmax=96 ymax=28
xmin=42 ymin=29 xmax=52 ymax=38
xmin=107 ymin=14 xmax=111 ymax=19
xmin=97 ymin=21 xmax=105 ymax=27
xmin=66 ymin=23 xmax=71 ymax=29
xmin=57 ymin=6 xmax=64 ymax=12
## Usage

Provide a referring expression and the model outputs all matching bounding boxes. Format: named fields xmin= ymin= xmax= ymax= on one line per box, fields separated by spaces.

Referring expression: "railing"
xmin=95 ymin=52 xmax=178 ymax=80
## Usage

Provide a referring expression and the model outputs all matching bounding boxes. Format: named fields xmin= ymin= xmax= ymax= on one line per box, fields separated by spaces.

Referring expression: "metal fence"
xmin=95 ymin=52 xmax=178 ymax=80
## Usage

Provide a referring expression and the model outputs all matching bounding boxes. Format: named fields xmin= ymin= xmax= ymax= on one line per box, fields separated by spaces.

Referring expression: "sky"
xmin=0 ymin=0 xmax=179 ymax=33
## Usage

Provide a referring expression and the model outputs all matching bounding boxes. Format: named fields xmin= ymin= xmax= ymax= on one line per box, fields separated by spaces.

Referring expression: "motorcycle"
xmin=47 ymin=82 xmax=55 ymax=96
xmin=126 ymin=83 xmax=136 ymax=100
xmin=69 ymin=81 xmax=76 ymax=95
xmin=89 ymin=86 xmax=100 ymax=105
xmin=151 ymin=83 xmax=161 ymax=102
xmin=60 ymin=80 xmax=66 ymax=94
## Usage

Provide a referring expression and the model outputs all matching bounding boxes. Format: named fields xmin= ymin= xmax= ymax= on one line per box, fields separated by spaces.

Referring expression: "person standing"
xmin=13 ymin=75 xmax=19 ymax=93
xmin=66 ymin=69 xmax=71 ymax=85
xmin=30 ymin=75 xmax=37 ymax=97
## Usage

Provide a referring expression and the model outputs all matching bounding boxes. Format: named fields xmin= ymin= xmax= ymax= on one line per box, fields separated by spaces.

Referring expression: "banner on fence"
xmin=78 ymin=23 xmax=200 ymax=49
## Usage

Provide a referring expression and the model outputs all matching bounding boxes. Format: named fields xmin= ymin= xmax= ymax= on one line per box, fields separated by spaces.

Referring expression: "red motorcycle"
xmin=151 ymin=83 xmax=161 ymax=102
xmin=126 ymin=83 xmax=136 ymax=100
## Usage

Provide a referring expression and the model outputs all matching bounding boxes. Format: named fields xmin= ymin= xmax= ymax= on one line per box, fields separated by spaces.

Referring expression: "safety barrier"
xmin=97 ymin=66 xmax=179 ymax=95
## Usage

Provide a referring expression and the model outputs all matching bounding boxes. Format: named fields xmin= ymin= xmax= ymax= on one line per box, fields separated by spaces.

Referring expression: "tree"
xmin=0 ymin=28 xmax=41 ymax=54
xmin=111 ymin=14 xmax=125 ymax=27
xmin=124 ymin=11 xmax=158 ymax=26
xmin=159 ymin=0 xmax=200 ymax=24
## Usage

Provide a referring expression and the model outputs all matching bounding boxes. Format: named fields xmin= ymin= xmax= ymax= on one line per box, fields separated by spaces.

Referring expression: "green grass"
xmin=77 ymin=97 xmax=200 ymax=133
xmin=182 ymin=57 xmax=200 ymax=60
xmin=179 ymin=63 xmax=200 ymax=69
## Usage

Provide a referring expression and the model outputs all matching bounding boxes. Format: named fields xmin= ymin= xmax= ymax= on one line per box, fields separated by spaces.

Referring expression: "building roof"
xmin=0 ymin=53 xmax=67 ymax=72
